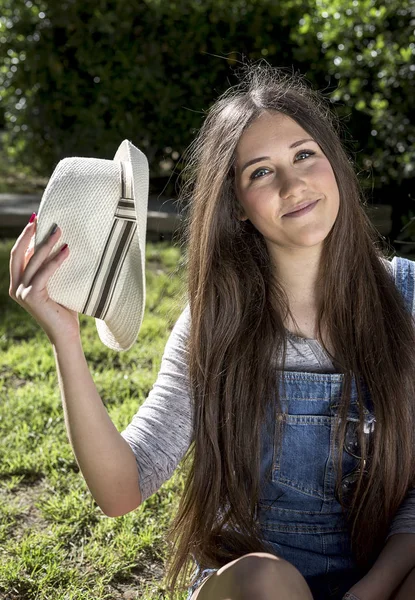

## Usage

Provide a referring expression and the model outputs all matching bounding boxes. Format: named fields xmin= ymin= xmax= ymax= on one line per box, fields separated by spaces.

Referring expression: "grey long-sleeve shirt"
xmin=120 ymin=256 xmax=415 ymax=540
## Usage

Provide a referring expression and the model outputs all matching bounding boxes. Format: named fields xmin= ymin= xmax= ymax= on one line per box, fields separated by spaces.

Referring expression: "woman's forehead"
xmin=235 ymin=113 xmax=311 ymax=160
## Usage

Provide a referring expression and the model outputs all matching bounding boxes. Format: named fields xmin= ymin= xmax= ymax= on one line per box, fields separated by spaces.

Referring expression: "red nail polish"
xmin=29 ymin=212 xmax=36 ymax=224
xmin=60 ymin=244 xmax=68 ymax=252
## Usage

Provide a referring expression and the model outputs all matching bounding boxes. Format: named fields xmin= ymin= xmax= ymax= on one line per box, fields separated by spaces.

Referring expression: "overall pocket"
xmin=272 ymin=413 xmax=334 ymax=499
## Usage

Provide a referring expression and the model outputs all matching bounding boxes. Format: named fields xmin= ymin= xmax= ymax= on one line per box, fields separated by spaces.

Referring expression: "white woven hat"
xmin=34 ymin=140 xmax=149 ymax=351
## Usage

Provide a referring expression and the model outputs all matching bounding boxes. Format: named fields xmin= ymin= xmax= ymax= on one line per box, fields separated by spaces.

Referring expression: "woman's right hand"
xmin=9 ymin=214 xmax=80 ymax=346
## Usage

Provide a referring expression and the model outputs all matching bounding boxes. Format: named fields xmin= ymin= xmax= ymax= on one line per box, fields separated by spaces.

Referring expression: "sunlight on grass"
xmin=0 ymin=238 xmax=190 ymax=599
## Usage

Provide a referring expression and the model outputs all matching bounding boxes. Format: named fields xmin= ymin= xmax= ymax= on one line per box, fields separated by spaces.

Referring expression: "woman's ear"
xmin=232 ymin=177 xmax=249 ymax=221
xmin=236 ymin=208 xmax=249 ymax=222
xmin=234 ymin=197 xmax=248 ymax=221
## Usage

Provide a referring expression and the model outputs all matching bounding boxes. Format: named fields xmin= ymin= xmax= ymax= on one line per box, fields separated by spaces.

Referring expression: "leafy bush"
xmin=291 ymin=0 xmax=415 ymax=189
xmin=0 ymin=0 xmax=413 ymax=204
xmin=0 ymin=0 xmax=306 ymax=185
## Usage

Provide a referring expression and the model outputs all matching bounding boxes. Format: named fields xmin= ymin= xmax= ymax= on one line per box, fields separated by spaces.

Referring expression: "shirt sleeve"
xmin=120 ymin=302 xmax=193 ymax=503
xmin=386 ymin=488 xmax=415 ymax=540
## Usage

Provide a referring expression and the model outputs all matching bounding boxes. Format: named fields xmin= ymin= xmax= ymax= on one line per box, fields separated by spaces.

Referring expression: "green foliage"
xmin=0 ymin=0 xmax=306 ymax=183
xmin=290 ymin=0 xmax=415 ymax=189
xmin=0 ymin=0 xmax=414 ymax=222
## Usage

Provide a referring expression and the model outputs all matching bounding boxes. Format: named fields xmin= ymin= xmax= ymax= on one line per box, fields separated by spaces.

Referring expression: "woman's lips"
xmin=283 ymin=199 xmax=320 ymax=218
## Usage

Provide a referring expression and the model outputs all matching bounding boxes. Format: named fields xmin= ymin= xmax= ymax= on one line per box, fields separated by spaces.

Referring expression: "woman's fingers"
xmin=16 ymin=243 xmax=69 ymax=305
xmin=9 ymin=216 xmax=79 ymax=345
xmin=9 ymin=218 xmax=68 ymax=301
xmin=9 ymin=218 xmax=38 ymax=299
xmin=20 ymin=223 xmax=63 ymax=288
xmin=23 ymin=219 xmax=38 ymax=269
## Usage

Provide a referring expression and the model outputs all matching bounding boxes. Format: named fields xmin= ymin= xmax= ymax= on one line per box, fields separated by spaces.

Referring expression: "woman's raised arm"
xmin=9 ymin=215 xmax=142 ymax=517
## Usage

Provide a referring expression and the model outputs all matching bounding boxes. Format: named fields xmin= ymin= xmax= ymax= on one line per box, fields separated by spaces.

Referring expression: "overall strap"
xmin=392 ymin=256 xmax=415 ymax=316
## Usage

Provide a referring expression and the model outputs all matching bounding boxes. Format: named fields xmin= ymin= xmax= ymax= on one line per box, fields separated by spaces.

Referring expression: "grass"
xmin=0 ymin=237 xmax=192 ymax=599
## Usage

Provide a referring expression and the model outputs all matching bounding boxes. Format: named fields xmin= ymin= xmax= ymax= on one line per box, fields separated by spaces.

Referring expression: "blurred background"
xmin=0 ymin=0 xmax=414 ymax=250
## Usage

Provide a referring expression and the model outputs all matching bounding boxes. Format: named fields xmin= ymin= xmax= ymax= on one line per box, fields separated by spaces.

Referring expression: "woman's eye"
xmin=249 ymin=150 xmax=315 ymax=180
xmin=250 ymin=168 xmax=269 ymax=180
xmin=296 ymin=150 xmax=315 ymax=161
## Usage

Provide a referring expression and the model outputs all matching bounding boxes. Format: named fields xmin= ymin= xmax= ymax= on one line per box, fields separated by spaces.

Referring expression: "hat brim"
xmin=94 ymin=141 xmax=149 ymax=351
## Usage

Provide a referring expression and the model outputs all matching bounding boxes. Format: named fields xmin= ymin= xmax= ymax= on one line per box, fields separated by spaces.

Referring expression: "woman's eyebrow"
xmin=239 ymin=138 xmax=316 ymax=175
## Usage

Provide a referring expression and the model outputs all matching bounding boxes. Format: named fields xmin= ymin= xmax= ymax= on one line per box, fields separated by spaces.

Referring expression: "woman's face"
xmin=234 ymin=111 xmax=340 ymax=254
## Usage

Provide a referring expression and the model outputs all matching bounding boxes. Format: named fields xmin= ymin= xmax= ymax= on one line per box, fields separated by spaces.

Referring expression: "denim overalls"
xmin=186 ymin=256 xmax=414 ymax=600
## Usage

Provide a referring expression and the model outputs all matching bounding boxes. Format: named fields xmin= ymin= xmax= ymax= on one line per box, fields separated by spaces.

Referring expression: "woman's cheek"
xmin=316 ymin=160 xmax=337 ymax=183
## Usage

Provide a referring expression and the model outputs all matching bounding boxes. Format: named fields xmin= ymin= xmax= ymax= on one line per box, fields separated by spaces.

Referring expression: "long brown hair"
xmin=164 ymin=61 xmax=415 ymax=597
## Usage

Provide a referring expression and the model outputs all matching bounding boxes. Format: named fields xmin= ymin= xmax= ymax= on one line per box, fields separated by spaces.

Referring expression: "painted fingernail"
xmin=28 ymin=212 xmax=36 ymax=224
xmin=49 ymin=223 xmax=58 ymax=237
xmin=60 ymin=243 xmax=68 ymax=253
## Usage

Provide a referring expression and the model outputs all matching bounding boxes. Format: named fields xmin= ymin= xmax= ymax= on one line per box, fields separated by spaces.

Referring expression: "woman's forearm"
xmin=53 ymin=335 xmax=142 ymax=516
xmin=347 ymin=533 xmax=415 ymax=600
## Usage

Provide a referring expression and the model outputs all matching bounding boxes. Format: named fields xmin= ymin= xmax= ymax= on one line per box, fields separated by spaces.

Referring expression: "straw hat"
xmin=34 ymin=140 xmax=149 ymax=351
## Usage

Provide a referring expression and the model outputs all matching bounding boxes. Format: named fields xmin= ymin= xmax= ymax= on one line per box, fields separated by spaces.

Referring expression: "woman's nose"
xmin=277 ymin=171 xmax=308 ymax=199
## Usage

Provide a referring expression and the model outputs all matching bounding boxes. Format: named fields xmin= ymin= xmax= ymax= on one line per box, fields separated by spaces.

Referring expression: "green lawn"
xmin=0 ymin=237 xmax=191 ymax=599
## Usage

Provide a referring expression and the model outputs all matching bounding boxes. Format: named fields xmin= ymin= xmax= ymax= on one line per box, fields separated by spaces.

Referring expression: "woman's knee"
xmin=192 ymin=552 xmax=313 ymax=600
xmin=229 ymin=552 xmax=299 ymax=586
xmin=231 ymin=553 xmax=312 ymax=599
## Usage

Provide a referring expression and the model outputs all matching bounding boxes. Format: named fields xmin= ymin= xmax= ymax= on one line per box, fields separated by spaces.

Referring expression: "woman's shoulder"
xmin=164 ymin=301 xmax=191 ymax=351
xmin=380 ymin=255 xmax=415 ymax=273
xmin=381 ymin=255 xmax=415 ymax=315
xmin=379 ymin=256 xmax=394 ymax=275
xmin=382 ymin=255 xmax=415 ymax=279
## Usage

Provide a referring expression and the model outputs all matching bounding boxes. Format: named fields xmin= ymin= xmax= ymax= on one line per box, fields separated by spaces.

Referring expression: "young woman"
xmin=9 ymin=62 xmax=415 ymax=600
